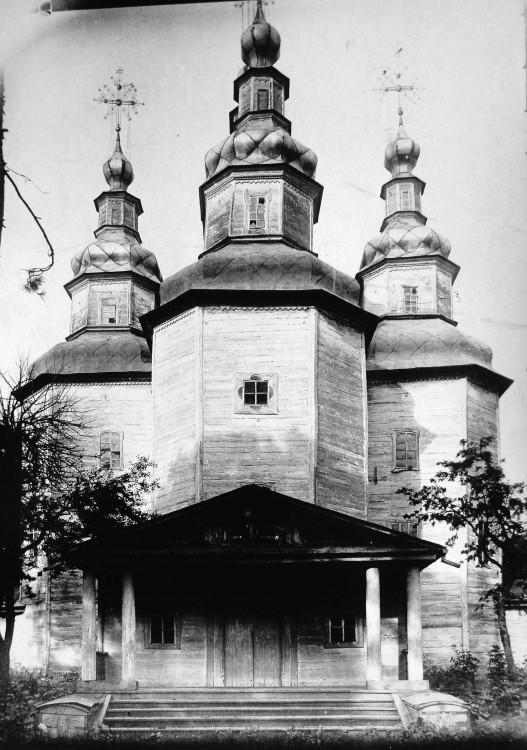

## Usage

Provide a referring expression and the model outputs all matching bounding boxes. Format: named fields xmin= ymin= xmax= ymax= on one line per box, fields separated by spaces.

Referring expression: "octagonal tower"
xmin=145 ymin=3 xmax=377 ymax=515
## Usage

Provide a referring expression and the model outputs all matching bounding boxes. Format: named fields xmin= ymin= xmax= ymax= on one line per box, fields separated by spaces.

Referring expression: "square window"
xmin=393 ymin=430 xmax=420 ymax=471
xmin=235 ymin=373 xmax=278 ymax=415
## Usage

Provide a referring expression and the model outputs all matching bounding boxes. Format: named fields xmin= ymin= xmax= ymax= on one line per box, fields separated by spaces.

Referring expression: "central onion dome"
xmin=205 ymin=129 xmax=317 ymax=179
xmin=203 ymin=0 xmax=317 ymax=181
xmin=240 ymin=0 xmax=280 ymax=67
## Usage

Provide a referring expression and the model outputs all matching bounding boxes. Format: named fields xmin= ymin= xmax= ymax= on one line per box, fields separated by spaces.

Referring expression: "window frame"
xmin=392 ymin=429 xmax=420 ymax=472
xmin=324 ymin=607 xmax=364 ymax=649
xmin=245 ymin=192 xmax=269 ymax=235
xmin=234 ymin=373 xmax=279 ymax=416
xmin=101 ymin=297 xmax=118 ymax=325
xmin=145 ymin=611 xmax=182 ymax=650
xmin=402 ymin=285 xmax=419 ymax=314
xmin=99 ymin=431 xmax=123 ymax=470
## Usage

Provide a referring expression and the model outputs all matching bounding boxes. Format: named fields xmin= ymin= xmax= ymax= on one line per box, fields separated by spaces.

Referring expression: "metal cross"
xmin=234 ymin=0 xmax=273 ymax=29
xmin=94 ymin=68 xmax=143 ymax=132
xmin=376 ymin=58 xmax=421 ymax=123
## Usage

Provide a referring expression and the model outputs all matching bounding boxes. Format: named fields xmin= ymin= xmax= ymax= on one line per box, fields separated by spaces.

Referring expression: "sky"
xmin=0 ymin=0 xmax=526 ymax=480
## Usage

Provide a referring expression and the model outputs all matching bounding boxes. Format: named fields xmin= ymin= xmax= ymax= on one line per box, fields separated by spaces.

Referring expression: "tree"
xmin=0 ymin=362 xmax=156 ymax=700
xmin=398 ymin=437 xmax=527 ymax=675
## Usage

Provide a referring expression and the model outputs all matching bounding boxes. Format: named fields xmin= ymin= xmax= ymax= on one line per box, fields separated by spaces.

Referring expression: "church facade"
xmin=7 ymin=1 xmax=519 ymax=734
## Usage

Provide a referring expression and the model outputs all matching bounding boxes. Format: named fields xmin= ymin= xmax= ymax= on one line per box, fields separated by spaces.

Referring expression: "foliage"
xmin=0 ymin=667 xmax=78 ymax=743
xmin=0 ymin=361 xmax=157 ymax=700
xmin=425 ymin=644 xmax=526 ymax=722
xmin=398 ymin=437 xmax=527 ymax=672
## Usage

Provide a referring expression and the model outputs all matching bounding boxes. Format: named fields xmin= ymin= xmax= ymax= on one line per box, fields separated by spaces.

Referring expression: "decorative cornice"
xmin=366 ymin=363 xmax=512 ymax=396
xmin=154 ymin=309 xmax=196 ymax=334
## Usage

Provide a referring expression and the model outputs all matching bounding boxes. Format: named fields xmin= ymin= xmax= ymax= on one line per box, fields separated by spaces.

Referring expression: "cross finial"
xmin=234 ymin=0 xmax=273 ymax=29
xmin=94 ymin=68 xmax=144 ymax=134
xmin=376 ymin=56 xmax=421 ymax=127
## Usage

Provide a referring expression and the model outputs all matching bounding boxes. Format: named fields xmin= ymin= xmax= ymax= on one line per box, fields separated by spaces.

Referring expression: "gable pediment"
xmin=70 ymin=484 xmax=444 ymax=567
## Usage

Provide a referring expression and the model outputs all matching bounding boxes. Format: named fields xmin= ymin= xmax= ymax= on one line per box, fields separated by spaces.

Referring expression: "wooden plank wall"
xmin=506 ymin=610 xmax=527 ymax=663
xmin=49 ymin=571 xmax=83 ymax=670
xmin=201 ymin=307 xmax=313 ymax=502
xmin=466 ymin=381 xmax=500 ymax=660
xmin=367 ymin=377 xmax=468 ymax=664
xmin=316 ymin=312 xmax=367 ymax=516
xmin=153 ymin=311 xmax=199 ymax=512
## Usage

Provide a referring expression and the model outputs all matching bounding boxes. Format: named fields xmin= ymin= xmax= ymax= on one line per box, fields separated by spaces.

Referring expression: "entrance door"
xmin=223 ymin=605 xmax=283 ymax=687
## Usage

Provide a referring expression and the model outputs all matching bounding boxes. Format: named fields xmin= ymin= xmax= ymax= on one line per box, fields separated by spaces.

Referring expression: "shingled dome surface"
xmin=160 ymin=243 xmax=360 ymax=306
xmin=72 ymin=239 xmax=162 ymax=283
xmin=367 ymin=318 xmax=494 ymax=372
xmin=31 ymin=332 xmax=152 ymax=379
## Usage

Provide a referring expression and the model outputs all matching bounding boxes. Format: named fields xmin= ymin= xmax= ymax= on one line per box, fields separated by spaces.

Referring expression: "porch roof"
xmin=69 ymin=484 xmax=445 ymax=568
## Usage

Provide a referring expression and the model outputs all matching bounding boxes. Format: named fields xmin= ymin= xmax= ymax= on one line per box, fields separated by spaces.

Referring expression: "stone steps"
xmin=103 ymin=689 xmax=402 ymax=734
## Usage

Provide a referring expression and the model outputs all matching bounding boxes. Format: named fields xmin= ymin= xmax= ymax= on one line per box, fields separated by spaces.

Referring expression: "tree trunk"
xmin=495 ymin=594 xmax=515 ymax=675
xmin=0 ymin=585 xmax=15 ymax=703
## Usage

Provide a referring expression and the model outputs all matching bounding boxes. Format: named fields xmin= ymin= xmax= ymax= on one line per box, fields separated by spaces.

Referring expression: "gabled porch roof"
xmin=69 ymin=484 xmax=444 ymax=568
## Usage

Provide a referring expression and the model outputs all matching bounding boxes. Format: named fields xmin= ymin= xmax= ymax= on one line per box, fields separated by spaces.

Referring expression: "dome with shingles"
xmin=360 ymin=217 xmax=451 ymax=270
xmin=205 ymin=128 xmax=317 ymax=180
xmin=367 ymin=318 xmax=493 ymax=372
xmin=161 ymin=243 xmax=360 ymax=306
xmin=71 ymin=237 xmax=162 ymax=283
xmin=31 ymin=332 xmax=152 ymax=379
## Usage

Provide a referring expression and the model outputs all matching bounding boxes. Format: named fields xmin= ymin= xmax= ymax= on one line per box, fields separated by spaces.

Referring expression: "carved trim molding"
xmin=206 ymin=306 xmax=312 ymax=312
xmin=154 ymin=309 xmax=196 ymax=334
xmin=73 ymin=381 xmax=151 ymax=388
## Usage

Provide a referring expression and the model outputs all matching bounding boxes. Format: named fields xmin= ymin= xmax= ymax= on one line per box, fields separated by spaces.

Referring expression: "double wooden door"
xmin=217 ymin=603 xmax=296 ymax=687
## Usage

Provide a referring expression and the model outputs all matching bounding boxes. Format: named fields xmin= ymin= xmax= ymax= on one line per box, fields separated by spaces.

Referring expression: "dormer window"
xmin=101 ymin=298 xmax=118 ymax=325
xmin=246 ymin=194 xmax=267 ymax=234
xmin=403 ymin=286 xmax=419 ymax=313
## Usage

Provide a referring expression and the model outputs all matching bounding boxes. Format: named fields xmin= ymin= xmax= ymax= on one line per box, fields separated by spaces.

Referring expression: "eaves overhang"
xmin=367 ymin=363 xmax=513 ymax=397
xmin=356 ymin=253 xmax=460 ymax=284
xmin=141 ymin=288 xmax=379 ymax=348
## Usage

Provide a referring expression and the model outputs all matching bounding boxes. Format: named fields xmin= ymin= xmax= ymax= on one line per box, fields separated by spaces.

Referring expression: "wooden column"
xmin=407 ymin=565 xmax=424 ymax=681
xmin=81 ymin=570 xmax=97 ymax=681
xmin=121 ymin=570 xmax=136 ymax=684
xmin=366 ymin=566 xmax=382 ymax=683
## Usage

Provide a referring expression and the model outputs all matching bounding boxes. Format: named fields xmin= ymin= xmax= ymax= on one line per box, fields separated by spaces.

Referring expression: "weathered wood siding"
xmin=73 ymin=382 xmax=153 ymax=473
xmin=316 ymin=312 xmax=367 ymax=516
xmin=201 ymin=307 xmax=313 ymax=502
xmin=153 ymin=310 xmax=200 ymax=512
xmin=49 ymin=571 xmax=82 ymax=670
xmin=367 ymin=377 xmax=467 ymax=662
xmin=283 ymin=184 xmax=311 ymax=250
xmin=506 ymin=609 xmax=527 ymax=663
xmin=466 ymin=381 xmax=500 ymax=658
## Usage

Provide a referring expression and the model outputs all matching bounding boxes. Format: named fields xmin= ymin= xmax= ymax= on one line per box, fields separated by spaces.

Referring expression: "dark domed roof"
xmin=31 ymin=332 xmax=152 ymax=379
xmin=367 ymin=318 xmax=494 ymax=372
xmin=240 ymin=0 xmax=280 ymax=68
xmin=160 ymin=243 xmax=360 ymax=307
xmin=71 ymin=236 xmax=162 ymax=283
xmin=103 ymin=130 xmax=134 ymax=191
xmin=360 ymin=217 xmax=451 ymax=270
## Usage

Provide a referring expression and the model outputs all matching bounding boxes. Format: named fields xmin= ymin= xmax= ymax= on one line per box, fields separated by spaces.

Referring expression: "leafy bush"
xmin=425 ymin=645 xmax=480 ymax=704
xmin=484 ymin=645 xmax=522 ymax=715
xmin=0 ymin=666 xmax=78 ymax=742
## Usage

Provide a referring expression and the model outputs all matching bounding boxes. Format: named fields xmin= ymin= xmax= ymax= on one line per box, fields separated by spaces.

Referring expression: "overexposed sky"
xmin=0 ymin=0 xmax=526 ymax=479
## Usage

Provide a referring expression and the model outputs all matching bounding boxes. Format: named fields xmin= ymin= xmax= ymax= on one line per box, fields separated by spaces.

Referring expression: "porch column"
xmin=366 ymin=566 xmax=382 ymax=683
xmin=407 ymin=565 xmax=424 ymax=681
xmin=81 ymin=569 xmax=97 ymax=681
xmin=121 ymin=569 xmax=136 ymax=684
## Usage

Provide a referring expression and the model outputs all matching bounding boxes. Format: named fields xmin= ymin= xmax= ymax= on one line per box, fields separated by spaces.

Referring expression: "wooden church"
xmin=10 ymin=1 xmax=516 ymax=735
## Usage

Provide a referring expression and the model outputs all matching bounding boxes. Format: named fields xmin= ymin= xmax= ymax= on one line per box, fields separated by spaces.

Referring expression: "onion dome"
xmin=71 ymin=237 xmax=162 ymax=283
xmin=384 ymin=110 xmax=420 ymax=177
xmin=205 ymin=128 xmax=317 ymax=179
xmin=361 ymin=216 xmax=451 ymax=269
xmin=368 ymin=318 xmax=494 ymax=372
xmin=31 ymin=331 xmax=152 ymax=380
xmin=103 ymin=127 xmax=134 ymax=191
xmin=160 ymin=243 xmax=360 ymax=307
xmin=241 ymin=0 xmax=280 ymax=68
